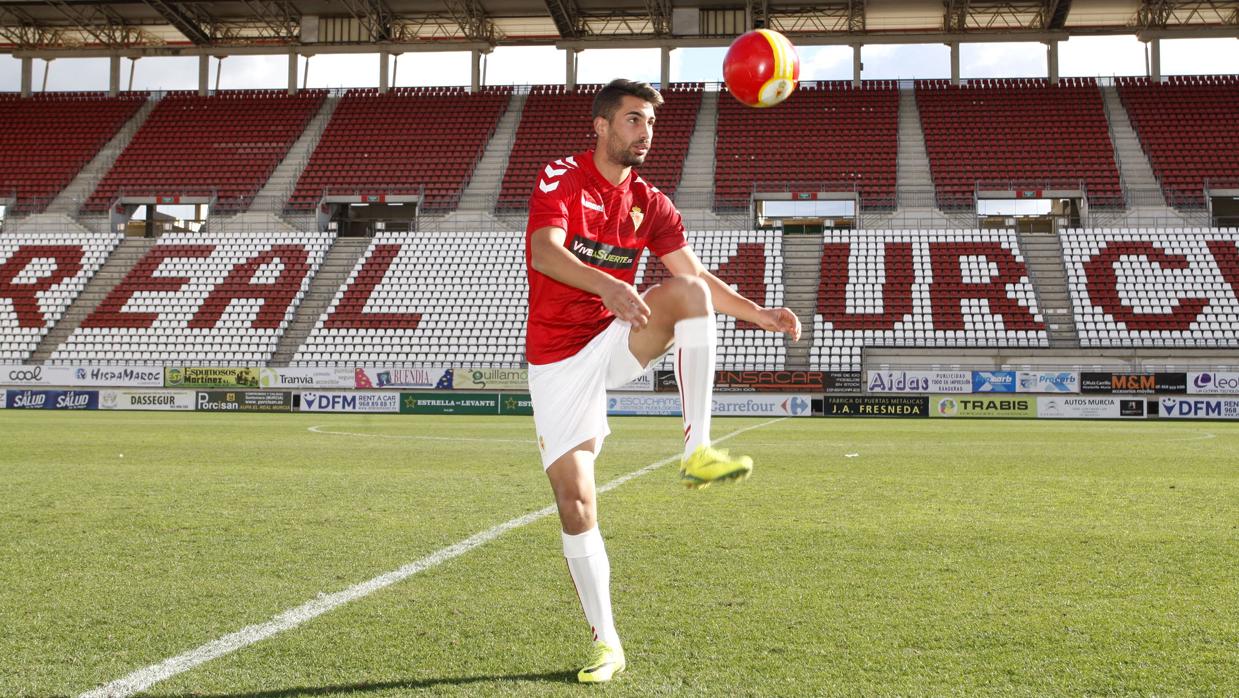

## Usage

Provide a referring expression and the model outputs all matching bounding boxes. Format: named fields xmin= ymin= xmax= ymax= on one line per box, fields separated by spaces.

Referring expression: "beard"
xmin=607 ymin=134 xmax=648 ymax=168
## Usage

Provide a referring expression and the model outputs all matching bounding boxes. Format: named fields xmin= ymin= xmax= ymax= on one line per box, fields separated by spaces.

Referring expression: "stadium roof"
xmin=0 ymin=0 xmax=1235 ymax=57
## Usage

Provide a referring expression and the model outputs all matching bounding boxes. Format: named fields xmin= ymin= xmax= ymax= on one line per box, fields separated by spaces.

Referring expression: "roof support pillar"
xmin=109 ymin=55 xmax=121 ymax=96
xmin=471 ymin=49 xmax=482 ymax=93
xmin=21 ymin=57 xmax=32 ymax=97
xmin=1148 ymin=38 xmax=1162 ymax=82
xmin=1046 ymin=40 xmax=1059 ymax=85
xmin=949 ymin=41 xmax=960 ymax=85
xmin=660 ymin=46 xmax=671 ymax=87
xmin=566 ymin=47 xmax=578 ymax=92
xmin=379 ymin=51 xmax=390 ymax=93
xmin=198 ymin=54 xmax=209 ymax=95
xmin=288 ymin=49 xmax=298 ymax=95
xmin=852 ymin=44 xmax=862 ymax=87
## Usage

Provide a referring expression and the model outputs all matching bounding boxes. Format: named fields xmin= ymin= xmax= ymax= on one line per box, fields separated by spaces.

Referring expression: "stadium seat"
xmin=0 ymin=92 xmax=147 ymax=214
xmin=1115 ymin=76 xmax=1239 ymax=207
xmin=48 ymin=231 xmax=334 ymax=365
xmin=1062 ymin=227 xmax=1239 ymax=348
xmin=713 ymin=81 xmax=898 ymax=212
xmin=0 ymin=229 xmax=123 ymax=362
xmin=292 ymin=230 xmax=527 ymax=367
xmin=288 ymin=87 xmax=511 ymax=214
xmin=811 ymin=230 xmax=1049 ymax=371
xmin=637 ymin=229 xmax=787 ymax=371
xmin=83 ymin=90 xmax=327 ymax=214
xmin=497 ymin=83 xmax=702 ymax=211
xmin=915 ymin=78 xmax=1123 ymax=209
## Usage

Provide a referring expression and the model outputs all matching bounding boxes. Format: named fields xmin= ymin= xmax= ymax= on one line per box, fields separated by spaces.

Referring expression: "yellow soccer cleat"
xmin=679 ymin=445 xmax=753 ymax=489
xmin=577 ymin=640 xmax=626 ymax=683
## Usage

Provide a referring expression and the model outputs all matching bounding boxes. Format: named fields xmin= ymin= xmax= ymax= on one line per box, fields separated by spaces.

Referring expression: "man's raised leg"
xmin=546 ymin=441 xmax=625 ymax=682
xmin=629 ymin=275 xmax=753 ymax=488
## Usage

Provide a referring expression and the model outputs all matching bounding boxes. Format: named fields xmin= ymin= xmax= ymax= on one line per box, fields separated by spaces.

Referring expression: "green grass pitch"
xmin=1 ymin=411 xmax=1236 ymax=697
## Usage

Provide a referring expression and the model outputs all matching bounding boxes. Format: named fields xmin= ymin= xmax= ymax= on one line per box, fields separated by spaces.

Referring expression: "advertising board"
xmin=713 ymin=370 xmax=827 ymax=392
xmin=4 ymin=389 xmax=98 ymax=410
xmin=167 ymin=367 xmax=260 ymax=389
xmin=1 ymin=365 xmax=163 ymax=388
xmin=821 ymin=396 xmax=928 ymax=418
xmin=99 ymin=390 xmax=195 ymax=411
xmin=499 ymin=393 xmax=534 ymax=415
xmin=1187 ymin=371 xmax=1239 ymax=395
xmin=1036 ymin=396 xmax=1146 ymax=419
xmin=399 ymin=392 xmax=500 ymax=414
xmin=1080 ymin=373 xmax=1187 ymax=395
xmin=1017 ymin=371 xmax=1079 ymax=393
xmin=356 ymin=367 xmax=454 ymax=390
xmin=259 ymin=367 xmax=355 ymax=389
xmin=712 ymin=394 xmax=812 ymax=417
xmin=1158 ymin=397 xmax=1239 ymax=420
xmin=452 ymin=368 xmax=529 ymax=391
xmin=866 ymin=371 xmax=972 ymax=394
xmin=196 ymin=390 xmax=292 ymax=412
xmin=972 ymin=371 xmax=1017 ymax=393
xmin=299 ymin=391 xmax=400 ymax=413
xmin=607 ymin=394 xmax=681 ymax=416
xmin=930 ymin=396 xmax=1036 ymax=418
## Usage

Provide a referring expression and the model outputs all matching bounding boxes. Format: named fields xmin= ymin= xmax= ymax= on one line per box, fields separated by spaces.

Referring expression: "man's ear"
xmin=593 ymin=115 xmax=607 ymax=139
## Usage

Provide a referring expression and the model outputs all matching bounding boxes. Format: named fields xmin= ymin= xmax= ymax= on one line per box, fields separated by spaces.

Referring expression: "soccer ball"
xmin=722 ymin=29 xmax=800 ymax=108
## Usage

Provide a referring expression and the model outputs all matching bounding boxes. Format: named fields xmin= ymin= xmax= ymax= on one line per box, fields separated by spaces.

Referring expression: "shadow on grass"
xmin=144 ymin=670 xmax=578 ymax=697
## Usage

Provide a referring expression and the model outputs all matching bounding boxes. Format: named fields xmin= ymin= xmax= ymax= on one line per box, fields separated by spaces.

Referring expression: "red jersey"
xmin=525 ymin=149 xmax=688 ymax=364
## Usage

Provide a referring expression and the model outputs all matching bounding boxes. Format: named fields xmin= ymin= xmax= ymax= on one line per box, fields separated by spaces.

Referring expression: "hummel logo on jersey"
xmin=582 ymin=196 xmax=604 ymax=213
xmin=538 ymin=157 xmax=576 ymax=194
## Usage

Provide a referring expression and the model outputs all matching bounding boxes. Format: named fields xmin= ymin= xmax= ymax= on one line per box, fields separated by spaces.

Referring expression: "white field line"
xmin=80 ymin=418 xmax=787 ymax=698
xmin=308 ymin=424 xmax=536 ymax=444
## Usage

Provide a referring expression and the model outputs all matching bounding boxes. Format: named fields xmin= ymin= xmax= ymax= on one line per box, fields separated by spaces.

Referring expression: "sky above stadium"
xmin=0 ymin=36 xmax=1236 ymax=91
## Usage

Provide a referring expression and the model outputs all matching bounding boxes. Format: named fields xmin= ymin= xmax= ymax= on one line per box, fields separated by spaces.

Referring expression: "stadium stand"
xmin=812 ymin=230 xmax=1049 ymax=371
xmin=1062 ymin=228 xmax=1239 ymax=347
xmin=496 ymin=83 xmax=702 ymax=211
xmin=0 ymin=92 xmax=147 ymax=215
xmin=48 ymin=231 xmax=333 ymax=365
xmin=637 ymin=229 xmax=786 ymax=370
xmin=0 ymin=228 xmax=123 ymax=362
xmin=82 ymin=90 xmax=327 ymax=214
xmin=915 ymin=78 xmax=1123 ymax=209
xmin=1115 ymin=76 xmax=1239 ymax=207
xmin=713 ymin=81 xmax=898 ymax=211
xmin=287 ymin=87 xmax=511 ymax=214
xmin=292 ymin=231 xmax=526 ymax=367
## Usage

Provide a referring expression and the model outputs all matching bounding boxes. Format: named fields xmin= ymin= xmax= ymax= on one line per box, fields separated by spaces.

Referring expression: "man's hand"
xmin=600 ymin=278 xmax=651 ymax=330
xmin=755 ymin=307 xmax=802 ymax=341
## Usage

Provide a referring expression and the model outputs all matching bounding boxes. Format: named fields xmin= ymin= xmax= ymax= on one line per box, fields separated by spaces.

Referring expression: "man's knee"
xmin=556 ymin=489 xmax=596 ymax=533
xmin=653 ymin=274 xmax=711 ymax=317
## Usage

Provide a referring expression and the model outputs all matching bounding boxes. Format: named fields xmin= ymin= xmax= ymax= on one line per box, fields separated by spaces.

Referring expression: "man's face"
xmin=595 ymin=95 xmax=655 ymax=168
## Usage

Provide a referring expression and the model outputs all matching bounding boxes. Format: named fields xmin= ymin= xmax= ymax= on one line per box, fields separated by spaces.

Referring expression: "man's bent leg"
xmin=628 ymin=276 xmax=752 ymax=488
xmin=546 ymin=440 xmax=623 ymax=674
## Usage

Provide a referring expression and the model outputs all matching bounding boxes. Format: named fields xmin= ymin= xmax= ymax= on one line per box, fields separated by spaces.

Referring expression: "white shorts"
xmin=528 ymin=318 xmax=656 ymax=469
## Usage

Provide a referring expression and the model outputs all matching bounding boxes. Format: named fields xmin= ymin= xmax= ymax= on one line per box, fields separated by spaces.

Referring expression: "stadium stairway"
xmin=268 ymin=237 xmax=372 ymax=365
xmin=780 ymin=232 xmax=823 ymax=370
xmin=1097 ymin=85 xmax=1198 ymax=227
xmin=45 ymin=96 xmax=159 ymax=217
xmin=425 ymin=91 xmax=528 ymax=232
xmin=1016 ymin=230 xmax=1080 ymax=347
xmin=866 ymin=88 xmax=955 ymax=230
xmin=456 ymin=91 xmax=527 ymax=213
xmin=249 ymin=94 xmax=341 ymax=214
xmin=28 ymin=237 xmax=157 ymax=363
xmin=673 ymin=90 xmax=719 ymax=212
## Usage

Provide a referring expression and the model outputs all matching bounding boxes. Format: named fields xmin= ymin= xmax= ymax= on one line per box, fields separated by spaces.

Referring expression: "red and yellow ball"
xmin=723 ymin=29 xmax=801 ymax=108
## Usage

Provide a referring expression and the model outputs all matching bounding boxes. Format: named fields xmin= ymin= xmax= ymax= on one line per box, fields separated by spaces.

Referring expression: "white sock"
xmin=562 ymin=527 xmax=620 ymax=648
xmin=674 ymin=314 xmax=717 ymax=458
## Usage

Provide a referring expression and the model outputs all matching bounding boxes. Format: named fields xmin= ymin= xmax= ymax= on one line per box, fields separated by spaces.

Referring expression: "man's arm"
xmin=529 ymin=226 xmax=651 ymax=329
xmin=660 ymin=246 xmax=802 ymax=341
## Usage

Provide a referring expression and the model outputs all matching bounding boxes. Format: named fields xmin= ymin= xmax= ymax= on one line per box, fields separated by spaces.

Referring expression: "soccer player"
xmin=524 ymin=78 xmax=801 ymax=683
